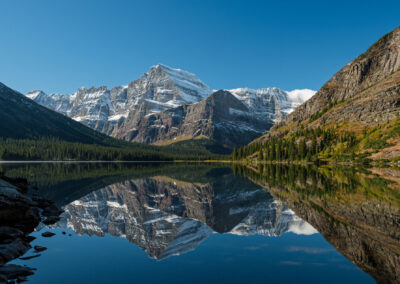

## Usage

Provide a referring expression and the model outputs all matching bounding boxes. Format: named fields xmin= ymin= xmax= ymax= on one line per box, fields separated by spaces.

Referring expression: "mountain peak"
xmin=152 ymin=63 xmax=191 ymax=74
xmin=208 ymin=89 xmax=234 ymax=98
xmin=206 ymin=90 xmax=249 ymax=112
xmin=26 ymin=90 xmax=46 ymax=100
xmin=146 ymin=63 xmax=212 ymax=103
xmin=153 ymin=63 xmax=173 ymax=70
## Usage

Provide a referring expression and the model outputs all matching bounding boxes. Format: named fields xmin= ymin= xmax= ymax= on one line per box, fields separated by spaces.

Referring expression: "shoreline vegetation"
xmin=0 ymin=138 xmax=228 ymax=162
xmin=0 ymin=160 xmax=399 ymax=168
xmin=231 ymin=118 xmax=400 ymax=166
xmin=0 ymin=137 xmax=397 ymax=166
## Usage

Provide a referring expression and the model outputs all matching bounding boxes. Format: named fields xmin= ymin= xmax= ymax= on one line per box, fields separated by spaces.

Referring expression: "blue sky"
xmin=0 ymin=0 xmax=399 ymax=94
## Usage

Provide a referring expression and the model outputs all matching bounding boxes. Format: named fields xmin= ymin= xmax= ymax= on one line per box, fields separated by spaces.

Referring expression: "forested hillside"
xmin=238 ymin=26 xmax=400 ymax=164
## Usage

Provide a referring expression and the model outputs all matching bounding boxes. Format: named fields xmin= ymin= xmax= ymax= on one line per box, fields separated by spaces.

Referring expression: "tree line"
xmin=232 ymin=126 xmax=358 ymax=162
xmin=0 ymin=138 xmax=231 ymax=161
xmin=0 ymin=138 xmax=173 ymax=161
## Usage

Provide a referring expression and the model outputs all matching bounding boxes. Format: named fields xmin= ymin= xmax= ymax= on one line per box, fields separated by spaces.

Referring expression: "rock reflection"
xmin=55 ymin=173 xmax=316 ymax=259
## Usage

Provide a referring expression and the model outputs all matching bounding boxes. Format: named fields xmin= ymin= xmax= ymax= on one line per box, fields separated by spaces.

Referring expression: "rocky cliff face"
xmin=26 ymin=64 xmax=313 ymax=147
xmin=54 ymin=175 xmax=316 ymax=259
xmin=26 ymin=64 xmax=213 ymax=136
xmin=258 ymin=26 xmax=400 ymax=141
xmin=114 ymin=90 xmax=276 ymax=146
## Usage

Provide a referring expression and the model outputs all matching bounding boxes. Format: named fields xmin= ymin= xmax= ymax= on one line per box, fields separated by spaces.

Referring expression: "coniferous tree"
xmin=232 ymin=147 xmax=238 ymax=160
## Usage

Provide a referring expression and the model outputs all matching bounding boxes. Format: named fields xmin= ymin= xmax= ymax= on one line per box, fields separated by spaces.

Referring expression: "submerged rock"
xmin=41 ymin=232 xmax=56 ymax=238
xmin=33 ymin=245 xmax=47 ymax=253
xmin=19 ymin=254 xmax=41 ymax=260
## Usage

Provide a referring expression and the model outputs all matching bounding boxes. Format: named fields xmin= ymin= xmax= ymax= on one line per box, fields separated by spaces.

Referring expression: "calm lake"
xmin=2 ymin=162 xmax=399 ymax=283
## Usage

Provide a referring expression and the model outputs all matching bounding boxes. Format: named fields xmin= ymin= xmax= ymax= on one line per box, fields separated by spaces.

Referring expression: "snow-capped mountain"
xmin=26 ymin=64 xmax=315 ymax=146
xmin=228 ymin=87 xmax=316 ymax=122
xmin=27 ymin=64 xmax=213 ymax=135
xmin=53 ymin=175 xmax=316 ymax=260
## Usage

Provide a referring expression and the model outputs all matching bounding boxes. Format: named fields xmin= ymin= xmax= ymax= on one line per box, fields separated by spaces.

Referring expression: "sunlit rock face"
xmin=55 ymin=176 xmax=316 ymax=259
xmin=26 ymin=64 xmax=213 ymax=138
xmin=26 ymin=64 xmax=313 ymax=146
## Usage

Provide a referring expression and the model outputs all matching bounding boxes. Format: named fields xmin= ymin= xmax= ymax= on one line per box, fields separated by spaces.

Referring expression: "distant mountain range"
xmin=0 ymin=82 xmax=122 ymax=145
xmin=26 ymin=64 xmax=314 ymax=147
xmin=3 ymin=26 xmax=399 ymax=157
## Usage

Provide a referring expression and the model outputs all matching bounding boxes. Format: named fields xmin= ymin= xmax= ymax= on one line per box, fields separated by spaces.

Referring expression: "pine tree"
xmin=299 ymin=139 xmax=307 ymax=160
xmin=258 ymin=151 xmax=263 ymax=162
xmin=311 ymin=135 xmax=317 ymax=155
xmin=232 ymin=147 xmax=237 ymax=160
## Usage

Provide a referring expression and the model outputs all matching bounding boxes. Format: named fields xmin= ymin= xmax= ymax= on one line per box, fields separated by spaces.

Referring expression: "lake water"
xmin=2 ymin=162 xmax=399 ymax=283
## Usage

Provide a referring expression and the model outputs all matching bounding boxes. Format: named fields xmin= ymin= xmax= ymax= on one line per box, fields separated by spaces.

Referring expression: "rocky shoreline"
xmin=0 ymin=174 xmax=62 ymax=283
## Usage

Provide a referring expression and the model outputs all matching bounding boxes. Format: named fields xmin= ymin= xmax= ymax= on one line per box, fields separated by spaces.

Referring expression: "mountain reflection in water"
xmin=53 ymin=175 xmax=316 ymax=259
xmin=2 ymin=162 xmax=398 ymax=283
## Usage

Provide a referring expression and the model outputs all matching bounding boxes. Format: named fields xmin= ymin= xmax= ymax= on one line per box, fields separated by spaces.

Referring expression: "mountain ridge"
xmin=241 ymin=25 xmax=400 ymax=163
xmin=26 ymin=64 xmax=314 ymax=147
xmin=265 ymin=26 xmax=400 ymax=139
xmin=0 ymin=82 xmax=119 ymax=145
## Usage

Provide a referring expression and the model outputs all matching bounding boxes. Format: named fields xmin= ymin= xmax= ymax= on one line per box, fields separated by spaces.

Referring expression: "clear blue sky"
xmin=0 ymin=0 xmax=399 ymax=94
